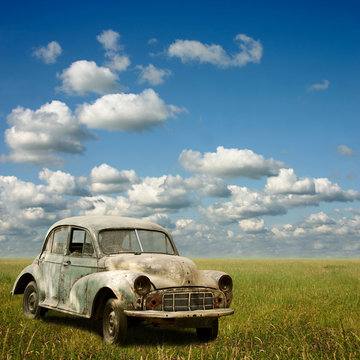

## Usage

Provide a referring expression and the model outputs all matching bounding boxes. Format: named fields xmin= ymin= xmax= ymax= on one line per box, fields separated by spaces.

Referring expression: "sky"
xmin=0 ymin=0 xmax=359 ymax=258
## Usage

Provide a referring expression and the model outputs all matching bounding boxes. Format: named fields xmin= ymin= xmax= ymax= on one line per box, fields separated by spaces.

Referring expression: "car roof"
xmin=48 ymin=215 xmax=169 ymax=235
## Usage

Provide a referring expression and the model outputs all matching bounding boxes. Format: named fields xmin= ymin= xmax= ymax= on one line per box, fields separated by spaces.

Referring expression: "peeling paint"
xmin=12 ymin=216 xmax=234 ymax=337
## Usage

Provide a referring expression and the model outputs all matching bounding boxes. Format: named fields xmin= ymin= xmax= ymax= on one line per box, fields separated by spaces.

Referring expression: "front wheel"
xmin=102 ymin=298 xmax=127 ymax=344
xmin=23 ymin=281 xmax=46 ymax=319
xmin=196 ymin=319 xmax=219 ymax=342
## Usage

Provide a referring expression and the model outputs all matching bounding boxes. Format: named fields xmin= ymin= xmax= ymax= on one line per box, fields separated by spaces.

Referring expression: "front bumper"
xmin=124 ymin=308 xmax=234 ymax=319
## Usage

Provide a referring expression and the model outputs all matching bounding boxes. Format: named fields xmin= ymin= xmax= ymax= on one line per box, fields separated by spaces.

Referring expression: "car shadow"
xmin=43 ymin=311 xmax=199 ymax=345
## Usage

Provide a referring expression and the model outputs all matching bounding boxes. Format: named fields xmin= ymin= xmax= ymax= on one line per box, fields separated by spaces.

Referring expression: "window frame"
xmin=68 ymin=226 xmax=96 ymax=257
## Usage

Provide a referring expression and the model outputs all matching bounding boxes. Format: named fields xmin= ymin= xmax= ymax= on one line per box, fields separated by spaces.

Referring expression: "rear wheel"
xmin=196 ymin=319 xmax=219 ymax=342
xmin=102 ymin=298 xmax=127 ymax=344
xmin=23 ymin=281 xmax=46 ymax=319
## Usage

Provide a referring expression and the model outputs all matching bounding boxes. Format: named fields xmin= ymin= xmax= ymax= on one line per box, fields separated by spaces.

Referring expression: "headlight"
xmin=218 ymin=274 xmax=233 ymax=293
xmin=134 ymin=275 xmax=151 ymax=296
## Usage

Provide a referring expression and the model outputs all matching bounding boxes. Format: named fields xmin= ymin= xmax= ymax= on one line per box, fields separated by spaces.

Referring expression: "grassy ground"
xmin=0 ymin=258 xmax=359 ymax=359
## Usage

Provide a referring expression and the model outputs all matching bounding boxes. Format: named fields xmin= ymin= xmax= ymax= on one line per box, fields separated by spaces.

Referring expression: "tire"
xmin=23 ymin=281 xmax=46 ymax=319
xmin=102 ymin=298 xmax=127 ymax=344
xmin=196 ymin=319 xmax=219 ymax=342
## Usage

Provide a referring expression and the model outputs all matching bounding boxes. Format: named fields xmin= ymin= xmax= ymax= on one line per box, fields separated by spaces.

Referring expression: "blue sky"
xmin=0 ymin=0 xmax=359 ymax=258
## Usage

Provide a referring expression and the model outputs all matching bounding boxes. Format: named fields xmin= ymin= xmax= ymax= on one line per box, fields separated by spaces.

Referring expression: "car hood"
xmin=104 ymin=253 xmax=200 ymax=289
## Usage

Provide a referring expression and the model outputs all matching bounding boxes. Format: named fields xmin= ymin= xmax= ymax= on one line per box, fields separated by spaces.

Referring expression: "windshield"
xmin=98 ymin=229 xmax=175 ymax=255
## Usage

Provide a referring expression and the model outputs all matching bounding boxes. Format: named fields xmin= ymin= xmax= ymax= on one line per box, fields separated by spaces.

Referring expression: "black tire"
xmin=23 ymin=281 xmax=46 ymax=319
xmin=102 ymin=298 xmax=127 ymax=344
xmin=196 ymin=319 xmax=219 ymax=342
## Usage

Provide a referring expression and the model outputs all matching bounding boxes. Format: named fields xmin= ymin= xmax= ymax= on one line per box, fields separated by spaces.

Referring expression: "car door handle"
xmin=63 ymin=260 xmax=71 ymax=266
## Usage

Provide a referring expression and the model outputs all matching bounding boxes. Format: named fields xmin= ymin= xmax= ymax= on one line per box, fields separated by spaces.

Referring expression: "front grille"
xmin=163 ymin=292 xmax=214 ymax=311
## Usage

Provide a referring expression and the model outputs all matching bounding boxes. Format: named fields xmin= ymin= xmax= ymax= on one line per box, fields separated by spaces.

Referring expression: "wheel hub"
xmin=28 ymin=292 xmax=36 ymax=312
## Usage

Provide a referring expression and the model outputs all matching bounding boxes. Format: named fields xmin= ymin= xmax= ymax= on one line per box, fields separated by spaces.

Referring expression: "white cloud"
xmin=168 ymin=34 xmax=263 ymax=68
xmin=127 ymin=175 xmax=192 ymax=211
xmin=137 ymin=64 xmax=172 ymax=85
xmin=39 ymin=168 xmax=89 ymax=196
xmin=179 ymin=147 xmax=285 ymax=179
xmin=148 ymin=38 xmax=158 ymax=45
xmin=308 ymin=80 xmax=330 ymax=92
xmin=239 ymin=218 xmax=265 ymax=233
xmin=2 ymin=101 xmax=94 ymax=166
xmin=32 ymin=41 xmax=62 ymax=64
xmin=77 ymin=195 xmax=140 ymax=217
xmin=232 ymin=34 xmax=263 ymax=66
xmin=202 ymin=175 xmax=359 ymax=225
xmin=77 ymin=89 xmax=184 ymax=132
xmin=336 ymin=145 xmax=357 ymax=157
xmin=185 ymin=174 xmax=231 ymax=198
xmin=97 ymin=29 xmax=121 ymax=52
xmin=58 ymin=60 xmax=120 ymax=95
xmin=304 ymin=211 xmax=335 ymax=226
xmin=265 ymin=168 xmax=315 ymax=195
xmin=0 ymin=175 xmax=70 ymax=244
xmin=203 ymin=186 xmax=286 ymax=224
xmin=89 ymin=163 xmax=139 ymax=194
xmin=142 ymin=213 xmax=175 ymax=229
xmin=106 ymin=54 xmax=131 ymax=72
xmin=97 ymin=30 xmax=130 ymax=72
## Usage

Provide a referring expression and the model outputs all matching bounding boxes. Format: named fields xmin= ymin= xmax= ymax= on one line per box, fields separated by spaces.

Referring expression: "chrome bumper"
xmin=124 ymin=308 xmax=234 ymax=319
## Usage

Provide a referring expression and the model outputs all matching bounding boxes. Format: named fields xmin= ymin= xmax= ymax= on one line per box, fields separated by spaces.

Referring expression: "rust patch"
xmin=145 ymin=294 xmax=162 ymax=309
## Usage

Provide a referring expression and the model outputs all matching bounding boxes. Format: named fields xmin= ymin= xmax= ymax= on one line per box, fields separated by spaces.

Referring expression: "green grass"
xmin=1 ymin=259 xmax=360 ymax=359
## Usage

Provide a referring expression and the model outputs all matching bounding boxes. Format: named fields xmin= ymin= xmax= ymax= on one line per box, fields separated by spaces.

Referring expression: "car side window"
xmin=69 ymin=228 xmax=95 ymax=257
xmin=52 ymin=227 xmax=68 ymax=254
xmin=83 ymin=232 xmax=95 ymax=256
xmin=43 ymin=232 xmax=54 ymax=253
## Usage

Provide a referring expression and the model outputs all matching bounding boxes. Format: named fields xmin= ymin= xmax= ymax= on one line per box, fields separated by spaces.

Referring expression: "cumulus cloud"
xmin=97 ymin=29 xmax=121 ymax=52
xmin=308 ymin=80 xmax=330 ymax=92
xmin=203 ymin=174 xmax=359 ymax=225
xmin=127 ymin=175 xmax=192 ymax=211
xmin=148 ymin=38 xmax=158 ymax=45
xmin=2 ymin=101 xmax=95 ymax=166
xmin=89 ymin=163 xmax=139 ymax=194
xmin=137 ymin=64 xmax=172 ymax=85
xmin=185 ymin=174 xmax=231 ymax=198
xmin=304 ymin=211 xmax=335 ymax=226
xmin=142 ymin=213 xmax=175 ymax=229
xmin=179 ymin=147 xmax=285 ymax=179
xmin=238 ymin=218 xmax=265 ymax=233
xmin=168 ymin=34 xmax=262 ymax=68
xmin=77 ymin=89 xmax=184 ymax=132
xmin=336 ymin=145 xmax=357 ymax=157
xmin=39 ymin=168 xmax=89 ymax=196
xmin=203 ymin=186 xmax=286 ymax=224
xmin=58 ymin=60 xmax=120 ymax=95
xmin=0 ymin=175 xmax=66 ymax=211
xmin=265 ymin=168 xmax=315 ymax=195
xmin=32 ymin=41 xmax=62 ymax=64
xmin=106 ymin=54 xmax=131 ymax=72
xmin=271 ymin=212 xmax=360 ymax=247
xmin=97 ymin=30 xmax=130 ymax=72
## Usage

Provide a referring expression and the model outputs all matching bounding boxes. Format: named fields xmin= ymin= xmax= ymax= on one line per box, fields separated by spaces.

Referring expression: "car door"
xmin=58 ymin=227 xmax=98 ymax=312
xmin=38 ymin=226 xmax=69 ymax=307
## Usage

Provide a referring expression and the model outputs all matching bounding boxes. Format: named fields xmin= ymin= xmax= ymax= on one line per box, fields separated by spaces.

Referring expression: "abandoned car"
xmin=12 ymin=216 xmax=234 ymax=344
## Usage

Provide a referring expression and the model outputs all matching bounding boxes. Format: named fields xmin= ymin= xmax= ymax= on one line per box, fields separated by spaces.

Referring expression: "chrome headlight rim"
xmin=218 ymin=274 xmax=233 ymax=293
xmin=134 ymin=275 xmax=151 ymax=296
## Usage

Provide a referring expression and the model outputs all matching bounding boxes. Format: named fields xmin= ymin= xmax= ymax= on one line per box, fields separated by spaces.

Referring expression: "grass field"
xmin=1 ymin=258 xmax=359 ymax=359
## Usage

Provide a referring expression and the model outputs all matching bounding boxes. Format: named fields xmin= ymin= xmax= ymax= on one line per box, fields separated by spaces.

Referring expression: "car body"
xmin=12 ymin=216 xmax=234 ymax=343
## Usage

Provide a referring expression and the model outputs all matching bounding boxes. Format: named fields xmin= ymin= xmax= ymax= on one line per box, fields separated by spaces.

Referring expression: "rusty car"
xmin=12 ymin=216 xmax=234 ymax=344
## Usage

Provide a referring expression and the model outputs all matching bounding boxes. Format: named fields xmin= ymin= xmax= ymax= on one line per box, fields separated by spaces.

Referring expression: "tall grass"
xmin=1 ymin=259 xmax=359 ymax=359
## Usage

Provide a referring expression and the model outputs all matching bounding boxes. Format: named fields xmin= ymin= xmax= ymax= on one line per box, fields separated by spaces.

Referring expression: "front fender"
xmin=11 ymin=261 xmax=45 ymax=301
xmin=197 ymin=270 xmax=228 ymax=288
xmin=68 ymin=270 xmax=149 ymax=316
